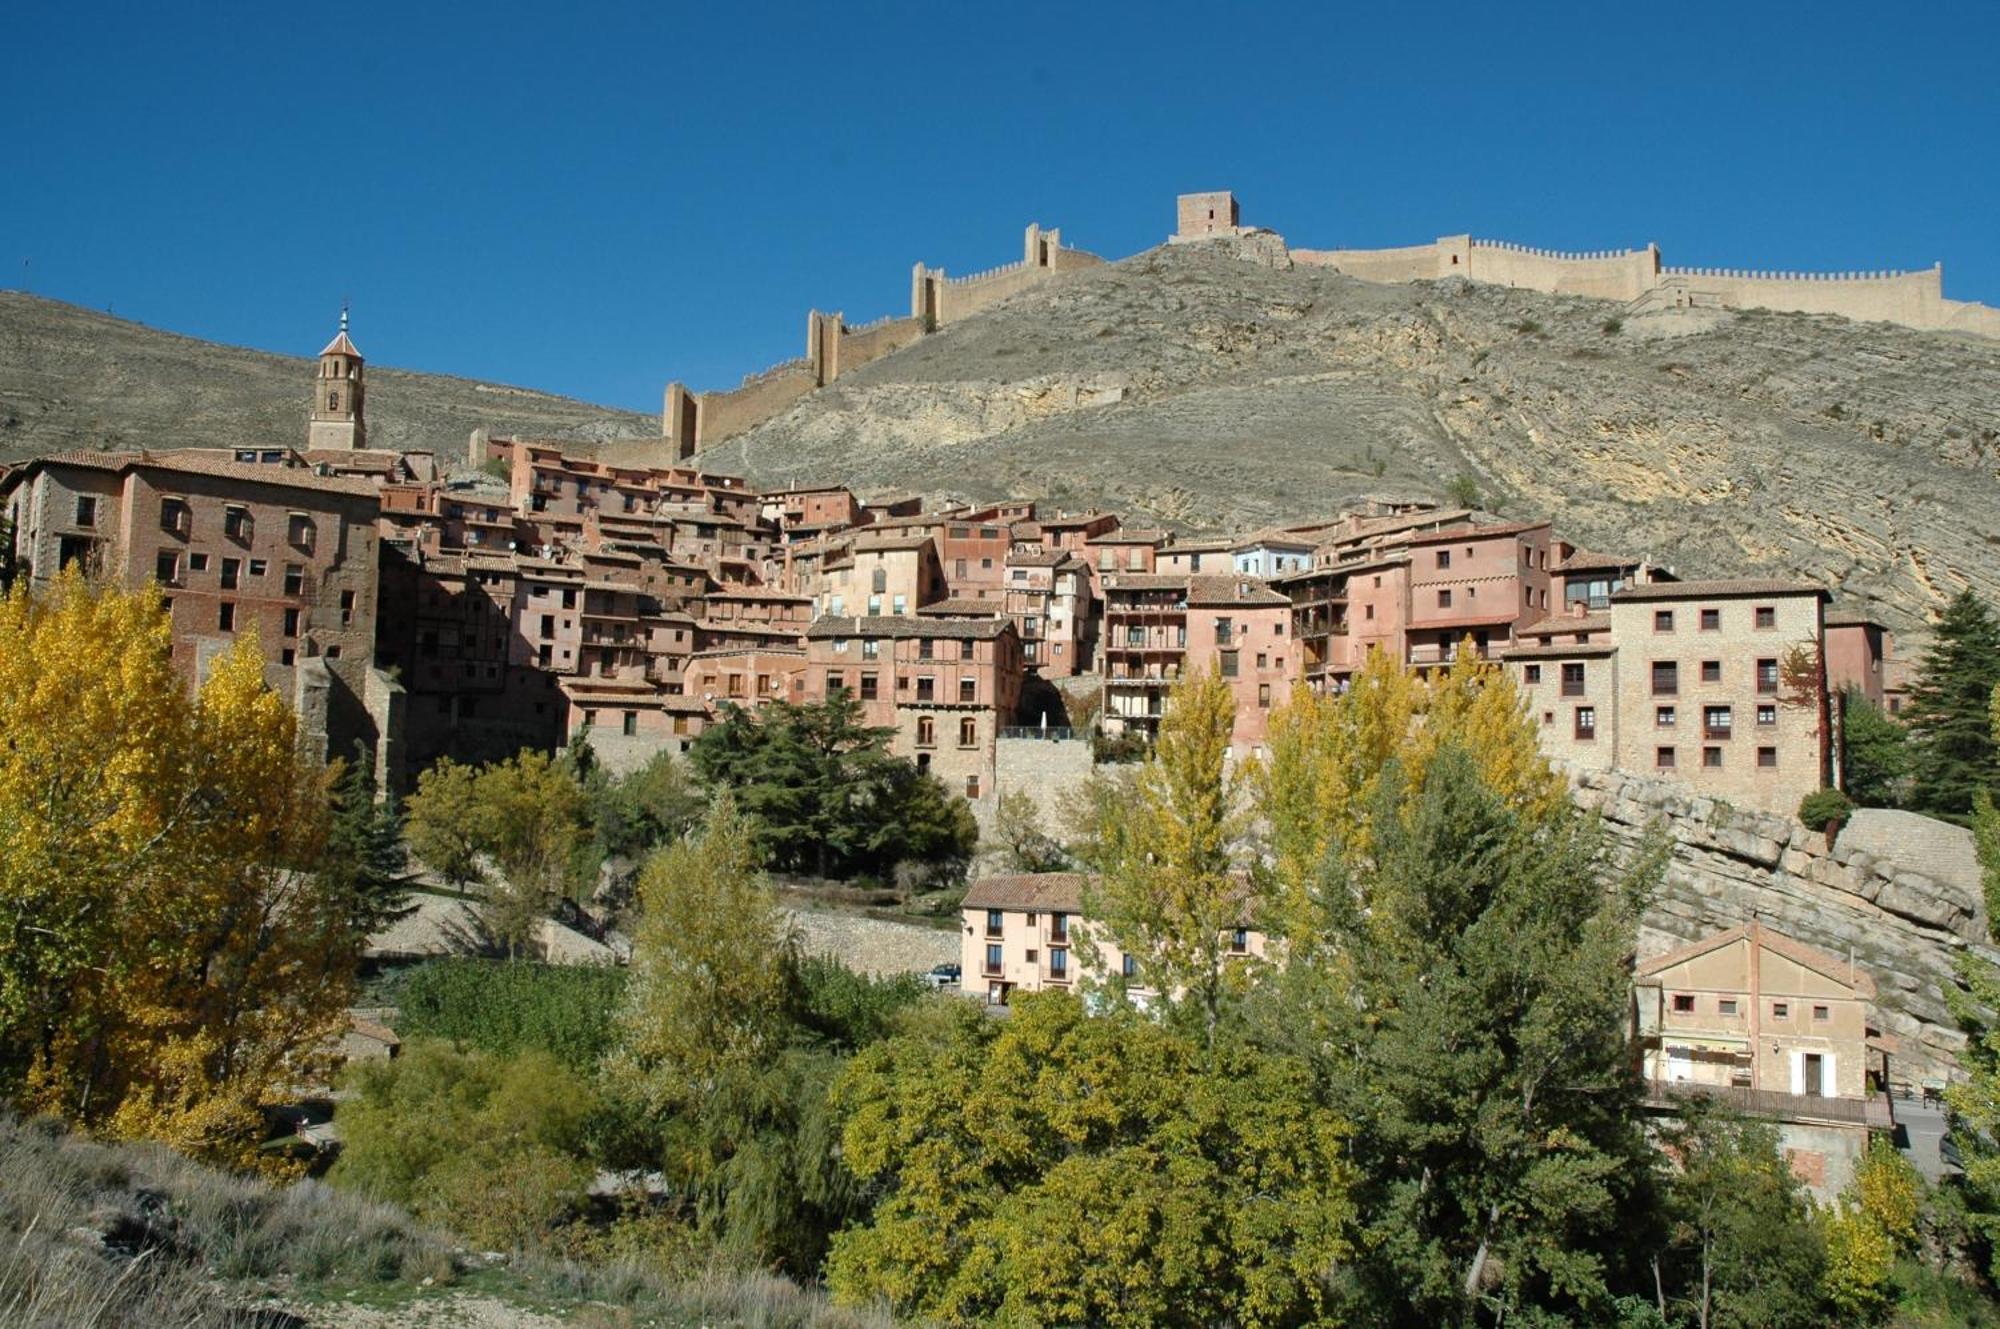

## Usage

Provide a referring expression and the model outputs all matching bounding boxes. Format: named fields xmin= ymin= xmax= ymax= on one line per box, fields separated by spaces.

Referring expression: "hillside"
xmin=0 ymin=291 xmax=654 ymax=464
xmin=702 ymin=241 xmax=2000 ymax=635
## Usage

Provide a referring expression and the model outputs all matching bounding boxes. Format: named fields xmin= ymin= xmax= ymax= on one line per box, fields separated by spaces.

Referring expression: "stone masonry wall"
xmin=1572 ymin=765 xmax=1992 ymax=1083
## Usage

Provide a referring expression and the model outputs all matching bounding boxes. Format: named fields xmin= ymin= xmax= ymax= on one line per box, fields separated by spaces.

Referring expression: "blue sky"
xmin=7 ymin=1 xmax=1996 ymax=413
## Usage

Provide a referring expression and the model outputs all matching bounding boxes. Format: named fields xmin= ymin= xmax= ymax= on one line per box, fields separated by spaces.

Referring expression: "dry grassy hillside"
xmin=0 ymin=291 xmax=654 ymax=464
xmin=702 ymin=242 xmax=2000 ymax=635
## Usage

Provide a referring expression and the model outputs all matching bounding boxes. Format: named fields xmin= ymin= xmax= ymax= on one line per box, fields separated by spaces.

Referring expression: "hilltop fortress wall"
xmin=1192 ymin=189 xmax=1998 ymax=339
xmin=656 ymin=189 xmax=1998 ymax=459
xmin=664 ymin=224 xmax=1103 ymax=458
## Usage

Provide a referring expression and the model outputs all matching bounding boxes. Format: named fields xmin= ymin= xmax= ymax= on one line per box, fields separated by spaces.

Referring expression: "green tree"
xmin=691 ymin=696 xmax=975 ymax=878
xmin=1841 ymin=689 xmax=1910 ymax=808
xmin=1903 ymin=590 xmax=2000 ymax=820
xmin=606 ymin=796 xmax=877 ymax=1272
xmin=1648 ymin=1104 xmax=1828 ymax=1329
xmin=474 ymin=750 xmax=590 ymax=907
xmin=1084 ymin=668 xmax=1250 ymax=1041
xmin=1254 ymin=741 xmax=1663 ymax=1325
xmin=331 ymin=1039 xmax=596 ymax=1248
xmin=403 ymin=757 xmax=486 ymax=890
xmin=594 ymin=749 xmax=704 ymax=861
xmin=991 ymin=787 xmax=1066 ymax=872
xmin=320 ymin=743 xmax=408 ymax=941
xmin=826 ymin=994 xmax=1353 ymax=1326
xmin=1447 ymin=472 xmax=1483 ymax=508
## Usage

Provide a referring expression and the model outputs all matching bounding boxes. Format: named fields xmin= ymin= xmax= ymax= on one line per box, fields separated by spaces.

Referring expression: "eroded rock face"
xmin=1574 ymin=767 xmax=1991 ymax=1082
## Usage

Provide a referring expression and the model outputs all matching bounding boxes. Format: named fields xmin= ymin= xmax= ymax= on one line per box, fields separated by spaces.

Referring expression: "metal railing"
xmin=998 ymin=726 xmax=1077 ymax=741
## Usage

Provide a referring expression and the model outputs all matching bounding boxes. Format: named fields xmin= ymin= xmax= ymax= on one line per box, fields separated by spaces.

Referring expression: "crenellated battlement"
xmin=654 ymin=190 xmax=1999 ymax=464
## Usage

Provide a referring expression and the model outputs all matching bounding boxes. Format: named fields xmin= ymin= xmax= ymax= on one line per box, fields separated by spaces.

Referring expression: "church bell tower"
xmin=308 ymin=306 xmax=366 ymax=451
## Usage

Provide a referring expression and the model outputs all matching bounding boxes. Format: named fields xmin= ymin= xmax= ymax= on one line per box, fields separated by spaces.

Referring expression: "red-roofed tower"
xmin=308 ymin=305 xmax=366 ymax=451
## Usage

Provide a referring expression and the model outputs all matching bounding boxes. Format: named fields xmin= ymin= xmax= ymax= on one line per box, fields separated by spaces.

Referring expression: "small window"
xmin=959 ymin=717 xmax=977 ymax=747
xmin=1436 ymin=549 xmax=1451 ymax=569
xmin=221 ymin=557 xmax=241 ymax=590
xmin=1758 ymin=746 xmax=1778 ymax=768
xmin=1757 ymin=704 xmax=1777 ymax=726
xmin=965 ymin=775 xmax=980 ymax=799
xmin=282 ymin=607 xmax=300 ymax=637
xmin=1574 ymin=707 xmax=1596 ymax=740
xmin=1812 ymin=1004 xmax=1830 ymax=1021
xmin=155 ymin=551 xmax=179 ymax=584
xmin=1561 ymin=662 xmax=1586 ymax=696
xmin=1672 ymin=994 xmax=1695 ymax=1013
xmin=1230 ymin=928 xmax=1249 ymax=955
xmin=1754 ymin=606 xmax=1776 ymax=629
xmin=1656 ymin=746 xmax=1677 ymax=769
xmin=1122 ymin=954 xmax=1138 ymax=979
xmin=1701 ymin=660 xmax=1722 ymax=683
xmin=917 ymin=717 xmax=935 ymax=747
xmin=74 ymin=495 xmax=96 ymax=527
xmin=1772 ymin=1002 xmax=1789 ymax=1018
xmin=1258 ymin=682 xmax=1271 ymax=708
xmin=1703 ymin=746 xmax=1723 ymax=768
xmin=1718 ymin=999 xmax=1738 ymax=1016
xmin=1657 ymin=705 xmax=1677 ymax=727
xmin=1652 ymin=661 xmax=1678 ymax=696
xmin=623 ymin=711 xmax=638 ymax=737
xmin=1437 ymin=588 xmax=1452 ymax=609
xmin=1756 ymin=658 xmax=1779 ymax=694
xmin=218 ymin=602 xmax=235 ymax=632
xmin=190 ymin=553 xmax=210 ymax=572
xmin=1524 ymin=664 xmax=1542 ymax=685
xmin=1654 ymin=610 xmax=1675 ymax=632
xmin=1699 ymin=608 xmax=1720 ymax=631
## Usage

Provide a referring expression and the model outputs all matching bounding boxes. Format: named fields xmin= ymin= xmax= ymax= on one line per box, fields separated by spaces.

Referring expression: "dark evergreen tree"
xmin=1841 ymin=688 xmax=1910 ymax=808
xmin=321 ymin=744 xmax=409 ymax=940
xmin=689 ymin=695 xmax=975 ymax=878
xmin=1904 ymin=590 xmax=2000 ymax=820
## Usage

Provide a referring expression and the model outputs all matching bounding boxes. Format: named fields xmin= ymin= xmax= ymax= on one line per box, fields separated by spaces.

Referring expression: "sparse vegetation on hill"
xmin=0 ymin=289 xmax=654 ymax=462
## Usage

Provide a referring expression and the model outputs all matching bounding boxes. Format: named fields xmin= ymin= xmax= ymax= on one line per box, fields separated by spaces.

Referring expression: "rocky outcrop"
xmin=1573 ymin=767 xmax=1991 ymax=1082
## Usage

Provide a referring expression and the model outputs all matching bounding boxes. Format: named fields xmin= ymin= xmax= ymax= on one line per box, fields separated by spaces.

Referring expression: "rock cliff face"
xmin=704 ymin=241 xmax=2000 ymax=638
xmin=1574 ymin=767 xmax=1991 ymax=1083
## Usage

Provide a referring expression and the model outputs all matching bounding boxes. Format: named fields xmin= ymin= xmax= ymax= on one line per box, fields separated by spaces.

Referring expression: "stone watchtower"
xmin=1176 ymin=191 xmax=1240 ymax=239
xmin=308 ymin=308 xmax=366 ymax=451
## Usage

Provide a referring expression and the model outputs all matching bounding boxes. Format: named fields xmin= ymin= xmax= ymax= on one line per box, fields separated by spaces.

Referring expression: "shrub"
xmin=392 ymin=957 xmax=628 ymax=1070
xmin=1800 ymin=787 xmax=1856 ymax=829
xmin=1600 ymin=316 xmax=1624 ymax=336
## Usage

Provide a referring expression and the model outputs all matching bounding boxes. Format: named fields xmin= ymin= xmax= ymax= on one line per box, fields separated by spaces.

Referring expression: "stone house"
xmin=1633 ymin=920 xmax=1895 ymax=1199
xmin=803 ymin=616 xmax=1023 ymax=802
xmin=960 ymin=871 xmax=1269 ymax=1008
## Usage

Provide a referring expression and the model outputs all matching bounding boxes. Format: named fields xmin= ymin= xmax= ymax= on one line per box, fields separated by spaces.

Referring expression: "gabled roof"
xmin=319 ymin=330 xmax=363 ymax=359
xmin=33 ymin=449 xmax=381 ymax=499
xmin=1187 ymin=574 xmax=1289 ymax=608
xmin=1634 ymin=922 xmax=1876 ymax=999
xmin=962 ymin=873 xmax=1089 ymax=912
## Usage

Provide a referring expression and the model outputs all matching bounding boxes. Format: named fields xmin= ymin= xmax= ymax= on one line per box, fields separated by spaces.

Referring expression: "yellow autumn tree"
xmin=0 ymin=571 xmax=348 ymax=1167
xmin=1085 ymin=668 xmax=1251 ymax=1041
xmin=1251 ymin=643 xmax=1565 ymax=950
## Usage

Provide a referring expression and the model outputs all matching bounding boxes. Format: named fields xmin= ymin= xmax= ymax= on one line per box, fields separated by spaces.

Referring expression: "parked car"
xmin=924 ymin=963 xmax=961 ymax=990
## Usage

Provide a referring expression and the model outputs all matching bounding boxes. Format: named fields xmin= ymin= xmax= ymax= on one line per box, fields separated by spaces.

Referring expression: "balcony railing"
xmin=1642 ymin=1079 xmax=1893 ymax=1129
xmin=997 ymin=726 xmax=1077 ymax=741
xmin=1407 ymin=642 xmax=1495 ymax=665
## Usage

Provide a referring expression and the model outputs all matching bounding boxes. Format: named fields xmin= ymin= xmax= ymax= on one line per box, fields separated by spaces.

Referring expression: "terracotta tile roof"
xmin=1399 ymin=519 xmax=1552 ymax=548
xmin=1612 ymin=579 xmax=1828 ymax=603
xmin=850 ymin=532 xmax=938 ymax=553
xmin=1187 ymin=574 xmax=1290 ymax=608
xmin=1039 ymin=511 xmax=1116 ymax=530
xmin=1635 ymin=922 xmax=1877 ymax=999
xmin=1553 ymin=546 xmax=1640 ymax=573
xmin=319 ymin=329 xmax=363 ymax=358
xmin=687 ymin=645 xmax=806 ymax=660
xmin=1501 ymin=642 xmax=1619 ymax=660
xmin=916 ymin=598 xmax=1008 ymax=616
xmin=1091 ymin=527 xmax=1169 ymax=545
xmin=961 ymin=872 xmax=1090 ymax=912
xmin=37 ymin=449 xmax=382 ymax=499
xmin=1006 ymin=549 xmax=1070 ymax=567
xmin=1103 ymin=573 xmax=1191 ymax=593
xmin=1234 ymin=526 xmax=1316 ymax=548
xmin=1518 ymin=613 xmax=1610 ymax=637
xmin=807 ymin=615 xmax=1013 ymax=641
xmin=1163 ymin=537 xmax=1235 ymax=554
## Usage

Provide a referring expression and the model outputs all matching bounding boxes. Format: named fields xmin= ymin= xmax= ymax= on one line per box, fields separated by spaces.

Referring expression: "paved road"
xmin=1895 ymin=1096 xmax=1953 ymax=1183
